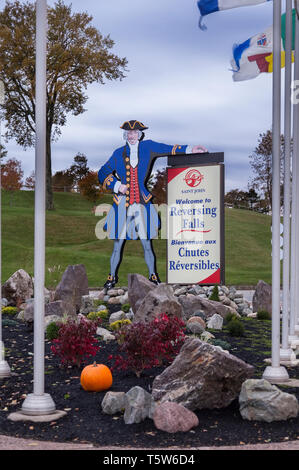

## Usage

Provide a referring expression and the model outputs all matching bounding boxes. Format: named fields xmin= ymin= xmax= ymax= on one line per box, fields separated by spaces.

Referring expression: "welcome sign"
xmin=167 ymin=160 xmax=224 ymax=285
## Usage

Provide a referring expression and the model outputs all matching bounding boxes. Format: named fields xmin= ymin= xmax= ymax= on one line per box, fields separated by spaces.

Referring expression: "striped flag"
xmin=231 ymin=9 xmax=295 ymax=81
xmin=197 ymin=0 xmax=272 ymax=30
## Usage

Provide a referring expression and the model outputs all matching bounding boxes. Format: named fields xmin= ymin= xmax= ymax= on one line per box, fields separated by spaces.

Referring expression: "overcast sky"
xmin=3 ymin=0 xmax=283 ymax=191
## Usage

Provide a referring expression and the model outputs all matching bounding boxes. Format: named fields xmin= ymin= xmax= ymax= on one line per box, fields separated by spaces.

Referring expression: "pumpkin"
xmin=80 ymin=362 xmax=113 ymax=392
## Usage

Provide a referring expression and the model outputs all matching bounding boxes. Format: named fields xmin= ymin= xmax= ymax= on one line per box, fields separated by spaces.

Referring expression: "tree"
xmin=24 ymin=170 xmax=35 ymax=190
xmin=224 ymin=189 xmax=249 ymax=209
xmin=78 ymin=171 xmax=103 ymax=203
xmin=249 ymin=130 xmax=286 ymax=211
xmin=151 ymin=168 xmax=167 ymax=205
xmin=246 ymin=187 xmax=260 ymax=210
xmin=52 ymin=170 xmax=74 ymax=192
xmin=0 ymin=0 xmax=127 ymax=210
xmin=1 ymin=157 xmax=23 ymax=205
xmin=68 ymin=153 xmax=89 ymax=191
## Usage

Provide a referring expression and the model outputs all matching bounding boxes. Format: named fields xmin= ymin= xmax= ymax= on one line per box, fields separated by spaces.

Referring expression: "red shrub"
xmin=50 ymin=316 xmax=100 ymax=367
xmin=110 ymin=314 xmax=186 ymax=378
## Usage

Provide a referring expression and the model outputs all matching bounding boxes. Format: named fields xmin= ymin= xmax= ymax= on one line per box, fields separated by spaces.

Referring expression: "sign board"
xmin=166 ymin=155 xmax=225 ymax=285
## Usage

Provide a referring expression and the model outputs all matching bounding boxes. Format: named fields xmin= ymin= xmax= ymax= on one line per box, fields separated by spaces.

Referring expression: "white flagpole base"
xmin=262 ymin=365 xmax=290 ymax=384
xmin=280 ymin=347 xmax=297 ymax=362
xmin=288 ymin=335 xmax=299 ymax=348
xmin=21 ymin=393 xmax=56 ymax=416
xmin=0 ymin=360 xmax=11 ymax=378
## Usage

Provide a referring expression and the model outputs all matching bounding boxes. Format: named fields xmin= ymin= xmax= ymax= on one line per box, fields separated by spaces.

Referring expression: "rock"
xmin=174 ymin=287 xmax=188 ymax=296
xmin=178 ymin=295 xmax=237 ymax=322
xmin=252 ymin=280 xmax=272 ymax=316
xmin=186 ymin=321 xmax=205 ymax=335
xmin=109 ymin=311 xmax=125 ymax=324
xmin=1 ymin=298 xmax=8 ymax=307
xmin=96 ymin=327 xmax=115 ymax=341
xmin=187 ymin=316 xmax=206 ymax=329
xmin=125 ymin=308 xmax=134 ymax=321
xmin=23 ymin=300 xmax=65 ymax=323
xmin=119 ymin=292 xmax=129 ymax=304
xmin=153 ymin=401 xmax=199 ymax=433
xmin=54 ymin=264 xmax=89 ymax=316
xmin=107 ymin=289 xmax=121 ymax=297
xmin=200 ymin=331 xmax=215 ymax=342
xmin=134 ymin=283 xmax=183 ymax=323
xmin=124 ymin=386 xmax=156 ymax=424
xmin=108 ymin=296 xmax=123 ymax=305
xmin=152 ymin=337 xmax=254 ymax=410
xmin=44 ymin=315 xmax=62 ymax=329
xmin=80 ymin=295 xmax=97 ymax=315
xmin=97 ymin=305 xmax=108 ymax=312
xmin=207 ymin=313 xmax=223 ymax=330
xmin=242 ymin=308 xmax=253 ymax=317
xmin=239 ymin=379 xmax=299 ymax=422
xmin=127 ymin=274 xmax=156 ymax=314
xmin=101 ymin=392 xmax=126 ymax=415
xmin=2 ymin=269 xmax=34 ymax=307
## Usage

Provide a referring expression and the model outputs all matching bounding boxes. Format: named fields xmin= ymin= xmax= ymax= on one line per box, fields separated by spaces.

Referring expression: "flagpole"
xmin=263 ymin=0 xmax=289 ymax=383
xmin=0 ymin=81 xmax=11 ymax=378
xmin=280 ymin=0 xmax=295 ymax=362
xmin=288 ymin=3 xmax=299 ymax=347
xmin=21 ymin=0 xmax=56 ymax=415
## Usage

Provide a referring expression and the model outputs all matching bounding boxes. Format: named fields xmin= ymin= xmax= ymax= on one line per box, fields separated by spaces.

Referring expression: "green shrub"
xmin=225 ymin=312 xmax=239 ymax=324
xmin=121 ymin=303 xmax=131 ymax=313
xmin=257 ymin=310 xmax=271 ymax=321
xmin=210 ymin=339 xmax=231 ymax=350
xmin=226 ymin=318 xmax=245 ymax=337
xmin=209 ymin=285 xmax=220 ymax=302
xmin=87 ymin=310 xmax=108 ymax=321
xmin=2 ymin=306 xmax=18 ymax=316
xmin=110 ymin=319 xmax=132 ymax=331
xmin=93 ymin=299 xmax=108 ymax=308
xmin=46 ymin=322 xmax=61 ymax=341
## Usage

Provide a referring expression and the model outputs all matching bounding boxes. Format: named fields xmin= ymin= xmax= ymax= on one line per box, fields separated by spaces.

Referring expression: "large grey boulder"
xmin=153 ymin=401 xmax=199 ymax=433
xmin=2 ymin=269 xmax=34 ymax=307
xmin=124 ymin=386 xmax=156 ymax=424
xmin=178 ymin=294 xmax=238 ymax=322
xmin=134 ymin=283 xmax=183 ymax=323
xmin=152 ymin=337 xmax=254 ymax=410
xmin=252 ymin=280 xmax=272 ymax=316
xmin=54 ymin=264 xmax=89 ymax=316
xmin=24 ymin=300 xmax=65 ymax=323
xmin=101 ymin=392 xmax=126 ymax=415
xmin=239 ymin=379 xmax=299 ymax=422
xmin=127 ymin=273 xmax=156 ymax=314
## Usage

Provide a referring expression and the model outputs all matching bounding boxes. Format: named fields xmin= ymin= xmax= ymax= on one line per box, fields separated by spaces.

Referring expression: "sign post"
xmin=167 ymin=153 xmax=225 ymax=285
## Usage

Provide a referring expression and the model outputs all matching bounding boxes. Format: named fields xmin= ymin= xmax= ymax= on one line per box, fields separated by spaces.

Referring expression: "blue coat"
xmin=98 ymin=140 xmax=188 ymax=240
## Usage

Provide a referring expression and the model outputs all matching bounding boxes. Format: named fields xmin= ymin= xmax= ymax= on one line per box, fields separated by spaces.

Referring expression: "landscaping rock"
xmin=153 ymin=401 xmax=199 ymax=433
xmin=152 ymin=337 xmax=254 ymax=410
xmin=80 ymin=295 xmax=97 ymax=315
xmin=1 ymin=298 xmax=8 ymax=307
xmin=109 ymin=311 xmax=125 ymax=324
xmin=124 ymin=386 xmax=156 ymax=424
xmin=54 ymin=264 xmax=89 ymax=316
xmin=101 ymin=392 xmax=126 ymax=415
xmin=96 ymin=327 xmax=115 ymax=342
xmin=127 ymin=274 xmax=156 ymax=314
xmin=44 ymin=315 xmax=62 ymax=329
xmin=2 ymin=269 xmax=34 ymax=307
xmin=252 ymin=280 xmax=272 ymax=316
xmin=178 ymin=294 xmax=237 ymax=321
xmin=23 ymin=300 xmax=65 ymax=323
xmin=200 ymin=331 xmax=215 ymax=342
xmin=239 ymin=379 xmax=299 ymax=422
xmin=207 ymin=313 xmax=223 ymax=330
xmin=187 ymin=316 xmax=206 ymax=330
xmin=134 ymin=283 xmax=183 ymax=323
xmin=186 ymin=321 xmax=205 ymax=335
xmin=108 ymin=296 xmax=123 ymax=305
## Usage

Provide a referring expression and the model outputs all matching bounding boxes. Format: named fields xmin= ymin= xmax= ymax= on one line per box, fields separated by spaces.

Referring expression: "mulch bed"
xmin=1 ymin=307 xmax=299 ymax=449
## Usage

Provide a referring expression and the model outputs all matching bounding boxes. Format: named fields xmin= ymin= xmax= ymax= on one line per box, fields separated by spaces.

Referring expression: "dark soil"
xmin=1 ymin=308 xmax=299 ymax=449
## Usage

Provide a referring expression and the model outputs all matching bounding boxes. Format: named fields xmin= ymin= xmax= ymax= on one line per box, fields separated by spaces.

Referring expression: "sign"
xmin=167 ymin=160 xmax=225 ymax=285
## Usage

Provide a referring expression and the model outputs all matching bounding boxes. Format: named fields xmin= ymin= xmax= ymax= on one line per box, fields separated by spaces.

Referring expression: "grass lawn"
xmin=2 ymin=190 xmax=273 ymax=288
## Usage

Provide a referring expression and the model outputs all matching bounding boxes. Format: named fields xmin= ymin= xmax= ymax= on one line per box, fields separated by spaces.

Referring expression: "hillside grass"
xmin=2 ymin=190 xmax=273 ymax=288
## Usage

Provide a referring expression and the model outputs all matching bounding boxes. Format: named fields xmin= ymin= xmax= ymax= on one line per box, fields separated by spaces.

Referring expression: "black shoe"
xmin=103 ymin=274 xmax=118 ymax=290
xmin=149 ymin=273 xmax=161 ymax=285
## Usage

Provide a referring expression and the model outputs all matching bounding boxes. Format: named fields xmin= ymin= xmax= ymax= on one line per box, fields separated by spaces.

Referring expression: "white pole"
xmin=280 ymin=0 xmax=295 ymax=361
xmin=263 ymin=0 xmax=289 ymax=383
xmin=289 ymin=3 xmax=299 ymax=347
xmin=0 ymin=80 xmax=11 ymax=378
xmin=21 ymin=0 xmax=55 ymax=415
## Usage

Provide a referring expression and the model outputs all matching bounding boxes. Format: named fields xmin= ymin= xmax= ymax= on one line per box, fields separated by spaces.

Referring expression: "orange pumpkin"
xmin=80 ymin=362 xmax=113 ymax=392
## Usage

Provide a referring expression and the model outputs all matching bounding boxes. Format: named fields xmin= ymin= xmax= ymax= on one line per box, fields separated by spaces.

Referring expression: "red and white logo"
xmin=184 ymin=169 xmax=204 ymax=188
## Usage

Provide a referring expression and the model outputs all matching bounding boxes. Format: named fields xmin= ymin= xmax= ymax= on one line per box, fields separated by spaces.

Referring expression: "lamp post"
xmin=263 ymin=0 xmax=289 ymax=383
xmin=0 ymin=80 xmax=11 ymax=379
xmin=21 ymin=0 xmax=56 ymax=415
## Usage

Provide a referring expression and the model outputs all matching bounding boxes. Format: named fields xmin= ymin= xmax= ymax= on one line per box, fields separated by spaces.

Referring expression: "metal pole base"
xmin=280 ymin=347 xmax=296 ymax=362
xmin=262 ymin=365 xmax=290 ymax=384
xmin=0 ymin=360 xmax=11 ymax=378
xmin=21 ymin=393 xmax=56 ymax=416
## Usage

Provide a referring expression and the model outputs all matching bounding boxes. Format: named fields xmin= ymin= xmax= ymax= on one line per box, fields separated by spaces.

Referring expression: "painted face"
xmin=127 ymin=130 xmax=139 ymax=145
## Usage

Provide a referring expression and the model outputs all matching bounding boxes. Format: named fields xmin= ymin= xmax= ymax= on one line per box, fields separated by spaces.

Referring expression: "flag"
xmin=197 ymin=0 xmax=272 ymax=30
xmin=231 ymin=9 xmax=295 ymax=81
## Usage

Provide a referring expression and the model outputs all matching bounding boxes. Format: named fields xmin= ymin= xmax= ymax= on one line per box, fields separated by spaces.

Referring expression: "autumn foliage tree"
xmin=1 ymin=158 xmax=23 ymax=205
xmin=0 ymin=0 xmax=127 ymax=210
xmin=78 ymin=171 xmax=103 ymax=203
xmin=151 ymin=168 xmax=167 ymax=205
xmin=24 ymin=170 xmax=35 ymax=190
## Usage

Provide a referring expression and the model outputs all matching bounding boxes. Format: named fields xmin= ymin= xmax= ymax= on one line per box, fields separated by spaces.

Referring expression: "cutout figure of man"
xmin=98 ymin=120 xmax=207 ymax=290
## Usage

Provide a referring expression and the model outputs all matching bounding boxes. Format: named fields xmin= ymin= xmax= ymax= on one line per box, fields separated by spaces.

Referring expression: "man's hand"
xmin=119 ymin=184 xmax=129 ymax=194
xmin=192 ymin=145 xmax=208 ymax=154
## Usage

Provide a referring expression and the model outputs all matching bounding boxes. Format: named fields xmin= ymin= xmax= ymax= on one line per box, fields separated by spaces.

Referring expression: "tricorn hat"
xmin=120 ymin=120 xmax=148 ymax=131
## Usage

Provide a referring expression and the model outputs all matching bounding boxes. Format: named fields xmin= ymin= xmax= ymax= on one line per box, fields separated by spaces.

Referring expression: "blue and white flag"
xmin=197 ymin=0 xmax=272 ymax=30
